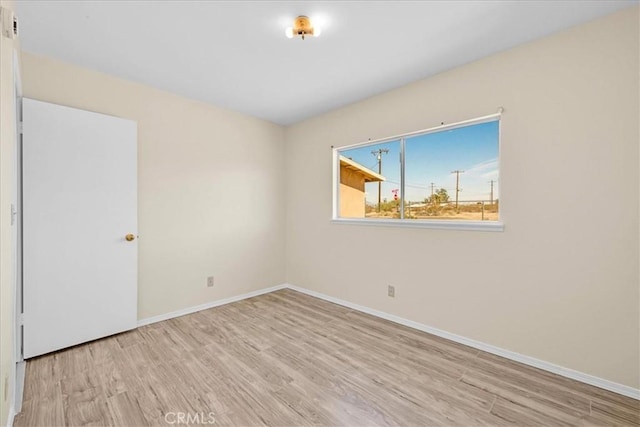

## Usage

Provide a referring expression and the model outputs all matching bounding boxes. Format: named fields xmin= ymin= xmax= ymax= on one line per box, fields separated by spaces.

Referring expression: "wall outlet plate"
xmin=207 ymin=276 xmax=214 ymax=287
xmin=388 ymin=285 xmax=395 ymax=297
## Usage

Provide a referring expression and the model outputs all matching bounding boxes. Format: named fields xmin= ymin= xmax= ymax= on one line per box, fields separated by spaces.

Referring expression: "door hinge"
xmin=18 ymin=121 xmax=23 ymax=134
xmin=0 ymin=7 xmax=18 ymax=39
xmin=18 ymin=313 xmax=24 ymax=326
xmin=10 ymin=204 xmax=17 ymax=225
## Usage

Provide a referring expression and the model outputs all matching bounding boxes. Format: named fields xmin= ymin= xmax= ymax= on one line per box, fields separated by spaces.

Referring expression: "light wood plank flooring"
xmin=14 ymin=289 xmax=640 ymax=426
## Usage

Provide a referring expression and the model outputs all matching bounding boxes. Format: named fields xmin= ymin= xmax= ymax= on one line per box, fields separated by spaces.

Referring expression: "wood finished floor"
xmin=14 ymin=289 xmax=640 ymax=427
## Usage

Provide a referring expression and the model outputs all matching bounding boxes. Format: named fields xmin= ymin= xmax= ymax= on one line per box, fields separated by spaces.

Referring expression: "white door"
xmin=22 ymin=98 xmax=137 ymax=358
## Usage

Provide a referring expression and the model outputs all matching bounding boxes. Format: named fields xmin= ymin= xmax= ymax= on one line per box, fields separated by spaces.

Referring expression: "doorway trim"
xmin=12 ymin=45 xmax=25 ymax=422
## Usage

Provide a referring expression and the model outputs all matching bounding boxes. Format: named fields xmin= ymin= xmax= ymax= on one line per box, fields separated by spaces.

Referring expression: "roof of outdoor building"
xmin=339 ymin=156 xmax=385 ymax=183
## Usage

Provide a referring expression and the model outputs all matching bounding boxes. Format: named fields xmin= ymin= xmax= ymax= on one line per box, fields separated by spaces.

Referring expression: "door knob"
xmin=125 ymin=234 xmax=136 ymax=241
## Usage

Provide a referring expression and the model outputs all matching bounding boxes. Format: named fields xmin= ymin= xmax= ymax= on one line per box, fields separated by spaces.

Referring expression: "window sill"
xmin=330 ymin=218 xmax=504 ymax=232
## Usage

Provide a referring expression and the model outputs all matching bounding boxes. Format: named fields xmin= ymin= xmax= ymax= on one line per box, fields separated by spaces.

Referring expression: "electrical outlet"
xmin=207 ymin=276 xmax=214 ymax=288
xmin=388 ymin=285 xmax=395 ymax=297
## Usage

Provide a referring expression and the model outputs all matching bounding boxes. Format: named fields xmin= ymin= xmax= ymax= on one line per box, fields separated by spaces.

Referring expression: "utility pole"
xmin=430 ymin=182 xmax=435 ymax=199
xmin=451 ymin=170 xmax=464 ymax=212
xmin=489 ymin=180 xmax=495 ymax=205
xmin=372 ymin=148 xmax=389 ymax=212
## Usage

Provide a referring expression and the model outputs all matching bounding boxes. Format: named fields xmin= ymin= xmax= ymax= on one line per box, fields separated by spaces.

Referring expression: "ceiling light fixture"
xmin=285 ymin=16 xmax=321 ymax=40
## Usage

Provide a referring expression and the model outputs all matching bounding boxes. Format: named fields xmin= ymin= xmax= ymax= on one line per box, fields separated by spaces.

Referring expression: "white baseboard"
xmin=14 ymin=361 xmax=24 ymax=414
xmin=5 ymin=380 xmax=16 ymax=427
xmin=286 ymin=284 xmax=640 ymax=400
xmin=136 ymin=284 xmax=288 ymax=327
xmin=7 ymin=405 xmax=15 ymax=427
xmin=5 ymin=359 xmax=23 ymax=427
xmin=7 ymin=398 xmax=17 ymax=427
xmin=132 ymin=281 xmax=638 ymax=400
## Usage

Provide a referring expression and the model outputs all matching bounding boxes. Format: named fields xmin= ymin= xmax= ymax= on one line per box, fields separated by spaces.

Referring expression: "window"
xmin=333 ymin=113 xmax=502 ymax=231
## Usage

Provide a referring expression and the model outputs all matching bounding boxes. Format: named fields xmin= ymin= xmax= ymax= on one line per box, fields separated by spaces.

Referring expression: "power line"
xmin=383 ymin=179 xmax=451 ymax=191
xmin=384 ymin=179 xmax=456 ymax=193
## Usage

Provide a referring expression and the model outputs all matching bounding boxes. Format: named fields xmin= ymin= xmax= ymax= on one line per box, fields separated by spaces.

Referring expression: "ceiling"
xmin=16 ymin=1 xmax=636 ymax=125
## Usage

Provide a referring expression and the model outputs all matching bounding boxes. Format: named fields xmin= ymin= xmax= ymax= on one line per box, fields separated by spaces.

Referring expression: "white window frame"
xmin=331 ymin=110 xmax=504 ymax=232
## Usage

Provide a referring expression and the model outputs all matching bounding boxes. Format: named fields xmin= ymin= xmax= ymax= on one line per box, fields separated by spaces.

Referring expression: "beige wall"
xmin=285 ymin=7 xmax=639 ymax=389
xmin=3 ymin=7 xmax=637 ymax=418
xmin=0 ymin=0 xmax=18 ymax=424
xmin=20 ymin=52 xmax=286 ymax=321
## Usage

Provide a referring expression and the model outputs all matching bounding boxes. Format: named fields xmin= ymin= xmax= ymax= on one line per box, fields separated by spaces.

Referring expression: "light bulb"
xmin=314 ymin=26 xmax=321 ymax=37
xmin=285 ymin=27 xmax=294 ymax=38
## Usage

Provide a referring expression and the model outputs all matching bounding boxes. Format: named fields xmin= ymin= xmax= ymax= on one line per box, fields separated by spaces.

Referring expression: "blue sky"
xmin=341 ymin=120 xmax=499 ymax=204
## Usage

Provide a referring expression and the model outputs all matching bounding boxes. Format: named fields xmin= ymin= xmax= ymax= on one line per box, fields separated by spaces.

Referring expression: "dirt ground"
xmin=410 ymin=211 xmax=499 ymax=221
xmin=365 ymin=207 xmax=499 ymax=221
